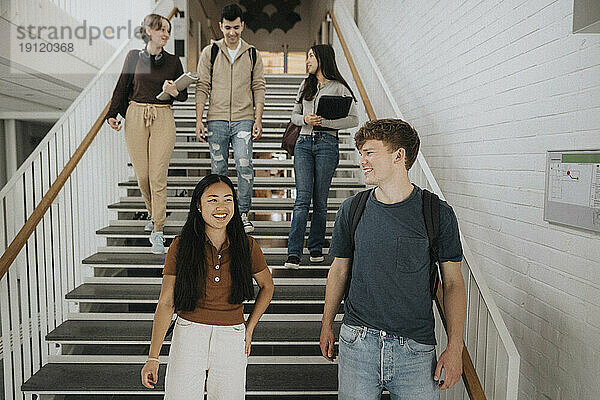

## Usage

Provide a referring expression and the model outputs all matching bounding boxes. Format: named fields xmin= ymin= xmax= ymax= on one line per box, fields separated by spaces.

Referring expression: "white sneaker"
xmin=144 ymin=219 xmax=154 ymax=232
xmin=241 ymin=213 xmax=254 ymax=233
xmin=149 ymin=231 xmax=165 ymax=254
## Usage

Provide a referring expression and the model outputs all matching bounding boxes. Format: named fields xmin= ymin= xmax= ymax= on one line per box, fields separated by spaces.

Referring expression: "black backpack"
xmin=210 ymin=43 xmax=257 ymax=106
xmin=344 ymin=188 xmax=441 ymax=300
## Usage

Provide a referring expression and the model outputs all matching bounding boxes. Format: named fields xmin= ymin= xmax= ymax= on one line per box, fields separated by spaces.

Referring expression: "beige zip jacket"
xmin=195 ymin=38 xmax=266 ymax=121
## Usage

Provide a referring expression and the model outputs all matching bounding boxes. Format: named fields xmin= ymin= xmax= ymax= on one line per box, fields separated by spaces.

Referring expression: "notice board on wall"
xmin=544 ymin=150 xmax=600 ymax=233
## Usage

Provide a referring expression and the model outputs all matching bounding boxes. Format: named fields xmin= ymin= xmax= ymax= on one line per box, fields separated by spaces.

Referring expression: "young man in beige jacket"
xmin=195 ymin=3 xmax=266 ymax=232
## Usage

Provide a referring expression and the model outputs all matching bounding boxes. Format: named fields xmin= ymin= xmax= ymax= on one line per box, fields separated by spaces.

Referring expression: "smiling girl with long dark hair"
xmin=141 ymin=174 xmax=274 ymax=399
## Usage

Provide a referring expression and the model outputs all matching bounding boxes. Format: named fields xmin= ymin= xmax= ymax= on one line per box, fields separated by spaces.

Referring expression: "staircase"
xmin=21 ymin=74 xmax=372 ymax=399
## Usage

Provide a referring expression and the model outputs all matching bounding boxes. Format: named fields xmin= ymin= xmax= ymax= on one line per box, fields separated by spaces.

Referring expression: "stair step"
xmin=129 ymin=160 xmax=359 ymax=172
xmin=173 ymin=132 xmax=354 ymax=143
xmin=96 ymin=225 xmax=333 ymax=237
xmin=83 ymin=253 xmax=333 ymax=267
xmin=104 ymin=219 xmax=336 ymax=228
xmin=83 ymin=277 xmax=326 ymax=286
xmin=175 ymin=126 xmax=352 ymax=135
xmin=134 ymin=159 xmax=359 ymax=169
xmin=107 ymin=200 xmax=345 ymax=213
xmin=189 ymin=82 xmax=302 ymax=91
xmin=178 ymin=126 xmax=287 ymax=133
xmin=49 ymin=395 xmax=355 ymax=399
xmin=172 ymin=141 xmax=356 ymax=151
xmin=176 ymin=108 xmax=294 ymax=117
xmin=65 ymin=284 xmax=326 ymax=303
xmin=22 ymin=363 xmax=338 ymax=394
xmin=111 ymin=197 xmax=345 ymax=207
xmin=175 ymin=104 xmax=295 ymax=112
xmin=118 ymin=177 xmax=365 ymax=190
xmin=176 ymin=117 xmax=290 ymax=125
xmin=46 ymin=320 xmax=340 ymax=344
xmin=65 ymin=313 xmax=344 ymax=322
xmin=175 ymin=114 xmax=294 ymax=121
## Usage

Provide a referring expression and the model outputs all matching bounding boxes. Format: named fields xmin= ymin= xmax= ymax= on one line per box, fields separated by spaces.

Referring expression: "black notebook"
xmin=316 ymin=95 xmax=353 ymax=120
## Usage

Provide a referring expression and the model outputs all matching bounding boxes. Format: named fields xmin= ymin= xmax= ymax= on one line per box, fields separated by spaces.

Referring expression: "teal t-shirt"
xmin=329 ymin=185 xmax=463 ymax=345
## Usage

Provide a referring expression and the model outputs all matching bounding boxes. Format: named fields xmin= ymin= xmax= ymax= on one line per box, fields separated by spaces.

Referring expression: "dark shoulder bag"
xmin=281 ymin=122 xmax=301 ymax=156
xmin=281 ymin=80 xmax=306 ymax=156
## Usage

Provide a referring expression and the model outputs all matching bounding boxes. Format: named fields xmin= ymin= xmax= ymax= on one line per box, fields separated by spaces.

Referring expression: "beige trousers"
xmin=164 ymin=318 xmax=247 ymax=399
xmin=124 ymin=101 xmax=176 ymax=231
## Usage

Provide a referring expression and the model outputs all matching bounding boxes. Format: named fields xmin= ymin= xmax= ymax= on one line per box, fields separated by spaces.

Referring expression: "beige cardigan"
xmin=195 ymin=38 xmax=266 ymax=122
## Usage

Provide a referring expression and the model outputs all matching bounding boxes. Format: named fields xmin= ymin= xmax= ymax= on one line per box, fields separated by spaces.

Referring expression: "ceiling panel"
xmin=0 ymin=93 xmax=62 ymax=113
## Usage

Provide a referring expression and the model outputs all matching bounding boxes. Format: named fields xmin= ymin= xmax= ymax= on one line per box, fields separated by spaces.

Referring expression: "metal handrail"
xmin=0 ymin=7 xmax=180 ymax=279
xmin=328 ymin=8 xmax=488 ymax=399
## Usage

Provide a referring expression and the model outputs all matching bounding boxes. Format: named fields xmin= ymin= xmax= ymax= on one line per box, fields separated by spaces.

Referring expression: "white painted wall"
xmin=47 ymin=0 xmax=156 ymax=48
xmin=353 ymin=1 xmax=600 ymax=399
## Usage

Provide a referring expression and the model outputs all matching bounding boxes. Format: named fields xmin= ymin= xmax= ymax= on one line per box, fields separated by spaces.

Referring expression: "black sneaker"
xmin=284 ymin=255 xmax=301 ymax=269
xmin=309 ymin=251 xmax=324 ymax=263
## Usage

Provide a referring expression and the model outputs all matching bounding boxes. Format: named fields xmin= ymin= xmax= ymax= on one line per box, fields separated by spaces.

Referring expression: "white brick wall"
xmin=354 ymin=0 xmax=600 ymax=398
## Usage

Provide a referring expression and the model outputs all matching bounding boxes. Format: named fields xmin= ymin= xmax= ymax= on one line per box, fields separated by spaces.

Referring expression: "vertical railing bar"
xmin=66 ymin=115 xmax=75 ymax=294
xmin=48 ymin=136 xmax=63 ymax=325
xmin=479 ymin=291 xmax=488 ymax=385
xmin=483 ymin=311 xmax=497 ymax=398
xmin=17 ymin=172 xmax=34 ymax=385
xmin=465 ymin=269 xmax=472 ymax=345
xmin=33 ymin=155 xmax=49 ymax=365
xmin=55 ymin=126 xmax=69 ymax=321
xmin=81 ymin=102 xmax=90 ymax=258
xmin=69 ymin=115 xmax=81 ymax=289
xmin=101 ymin=95 xmax=108 ymax=248
xmin=94 ymin=96 xmax=103 ymax=251
xmin=86 ymin=96 xmax=95 ymax=253
xmin=24 ymin=164 xmax=41 ymax=376
xmin=8 ymin=187 xmax=24 ymax=399
xmin=32 ymin=159 xmax=44 ymax=368
xmin=75 ymin=103 xmax=87 ymax=259
xmin=0 ymin=196 xmax=15 ymax=400
xmin=473 ymin=279 xmax=481 ymax=369
xmin=493 ymin=329 xmax=499 ymax=400
xmin=41 ymin=145 xmax=56 ymax=339
xmin=58 ymin=123 xmax=72 ymax=315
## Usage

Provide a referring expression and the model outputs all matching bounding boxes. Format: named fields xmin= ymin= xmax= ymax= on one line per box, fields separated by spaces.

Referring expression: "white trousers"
xmin=164 ymin=317 xmax=247 ymax=399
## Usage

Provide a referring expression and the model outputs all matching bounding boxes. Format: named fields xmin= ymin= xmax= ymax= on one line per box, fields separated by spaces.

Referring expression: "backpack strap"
xmin=249 ymin=47 xmax=257 ymax=69
xmin=422 ymin=189 xmax=441 ymax=299
xmin=249 ymin=47 xmax=257 ymax=108
xmin=344 ymin=189 xmax=371 ymax=299
xmin=209 ymin=43 xmax=219 ymax=87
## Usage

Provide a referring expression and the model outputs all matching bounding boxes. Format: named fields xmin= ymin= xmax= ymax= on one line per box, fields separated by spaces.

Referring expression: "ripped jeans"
xmin=206 ymin=120 xmax=254 ymax=214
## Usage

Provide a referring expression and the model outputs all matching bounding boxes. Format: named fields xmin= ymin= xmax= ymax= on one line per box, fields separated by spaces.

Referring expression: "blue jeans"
xmin=206 ymin=120 xmax=254 ymax=214
xmin=338 ymin=324 xmax=440 ymax=400
xmin=287 ymin=133 xmax=339 ymax=258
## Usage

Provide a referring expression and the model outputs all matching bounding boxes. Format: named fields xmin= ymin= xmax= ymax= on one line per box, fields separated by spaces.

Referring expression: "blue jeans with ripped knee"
xmin=206 ymin=120 xmax=254 ymax=214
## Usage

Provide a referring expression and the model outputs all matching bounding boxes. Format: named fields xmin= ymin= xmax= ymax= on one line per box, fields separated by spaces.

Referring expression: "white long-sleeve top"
xmin=291 ymin=78 xmax=359 ymax=136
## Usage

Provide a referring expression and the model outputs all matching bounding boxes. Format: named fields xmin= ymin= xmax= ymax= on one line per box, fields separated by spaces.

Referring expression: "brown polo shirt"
xmin=162 ymin=235 xmax=268 ymax=325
